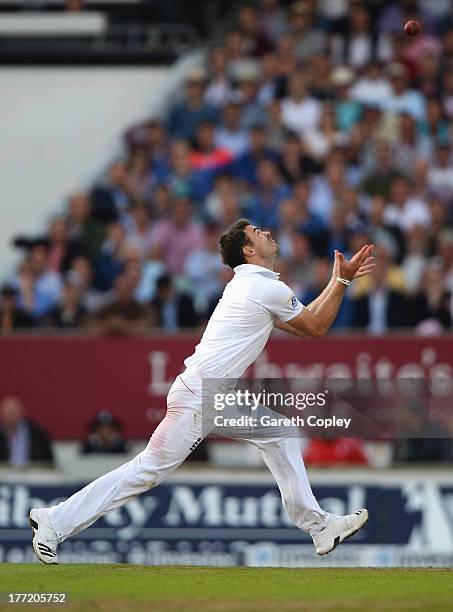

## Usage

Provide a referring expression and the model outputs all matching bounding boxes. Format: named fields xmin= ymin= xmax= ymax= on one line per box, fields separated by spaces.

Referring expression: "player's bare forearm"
xmin=307 ymin=250 xmax=375 ymax=315
xmin=287 ymin=245 xmax=374 ymax=337
xmin=274 ymin=319 xmax=307 ymax=337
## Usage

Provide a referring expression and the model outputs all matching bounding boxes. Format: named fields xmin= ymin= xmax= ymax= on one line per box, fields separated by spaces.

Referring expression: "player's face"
xmin=245 ymin=225 xmax=279 ymax=258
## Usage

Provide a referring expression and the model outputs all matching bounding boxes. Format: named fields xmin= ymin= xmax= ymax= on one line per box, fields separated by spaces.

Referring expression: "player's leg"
xmin=30 ymin=375 xmax=206 ymax=563
xmin=254 ymin=436 xmax=368 ymax=555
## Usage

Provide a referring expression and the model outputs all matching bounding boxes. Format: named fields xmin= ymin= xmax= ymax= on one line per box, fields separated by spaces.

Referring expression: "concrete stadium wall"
xmin=0 ymin=66 xmax=168 ymax=278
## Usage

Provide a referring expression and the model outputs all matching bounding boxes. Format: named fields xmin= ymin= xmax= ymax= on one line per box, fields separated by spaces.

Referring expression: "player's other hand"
xmin=334 ymin=245 xmax=375 ymax=281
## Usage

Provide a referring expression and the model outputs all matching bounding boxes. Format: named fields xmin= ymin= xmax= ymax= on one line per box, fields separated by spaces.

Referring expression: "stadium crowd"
xmin=2 ymin=0 xmax=453 ymax=336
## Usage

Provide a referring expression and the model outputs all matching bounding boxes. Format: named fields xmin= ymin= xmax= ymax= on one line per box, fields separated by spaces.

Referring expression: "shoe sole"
xmin=317 ymin=509 xmax=369 ymax=556
xmin=29 ymin=513 xmax=59 ymax=565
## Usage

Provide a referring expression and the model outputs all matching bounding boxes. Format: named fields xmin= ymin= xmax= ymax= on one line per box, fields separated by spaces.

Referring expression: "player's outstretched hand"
xmin=334 ymin=245 xmax=375 ymax=281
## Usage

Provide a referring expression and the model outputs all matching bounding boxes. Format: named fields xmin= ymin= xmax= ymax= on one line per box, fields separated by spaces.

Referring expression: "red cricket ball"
xmin=404 ymin=20 xmax=421 ymax=37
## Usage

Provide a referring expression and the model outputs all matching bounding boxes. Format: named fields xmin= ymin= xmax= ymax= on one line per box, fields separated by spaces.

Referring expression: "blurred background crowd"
xmin=2 ymin=0 xmax=453 ymax=337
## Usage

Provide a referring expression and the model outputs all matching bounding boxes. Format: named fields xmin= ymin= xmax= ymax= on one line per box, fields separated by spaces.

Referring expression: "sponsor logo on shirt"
xmin=290 ymin=295 xmax=298 ymax=309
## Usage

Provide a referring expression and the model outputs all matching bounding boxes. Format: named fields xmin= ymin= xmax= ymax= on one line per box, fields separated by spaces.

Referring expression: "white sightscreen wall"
xmin=0 ymin=67 xmax=168 ymax=278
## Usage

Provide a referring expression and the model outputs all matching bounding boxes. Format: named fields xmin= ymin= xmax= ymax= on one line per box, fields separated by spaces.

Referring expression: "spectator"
xmin=244 ymin=158 xmax=290 ymax=231
xmin=350 ymin=61 xmax=392 ymax=108
xmin=184 ymin=223 xmax=225 ymax=317
xmin=427 ymin=143 xmax=453 ymax=200
xmin=0 ymin=396 xmax=54 ymax=466
xmin=167 ymin=67 xmax=218 ymax=140
xmin=81 ymin=410 xmax=128 ymax=454
xmin=384 ymin=176 xmax=431 ymax=232
xmin=12 ymin=239 xmax=63 ymax=318
xmin=204 ymin=45 xmax=232 ymax=108
xmin=95 ymin=272 xmax=152 ymax=336
xmin=288 ymin=1 xmax=326 ymax=61
xmin=121 ymin=200 xmax=154 ymax=257
xmin=215 ymin=102 xmax=249 ymax=157
xmin=91 ymin=161 xmax=130 ymax=220
xmin=149 ymin=198 xmax=206 ymax=276
xmin=232 ymin=124 xmax=278 ymax=186
xmin=151 ymin=274 xmax=198 ymax=331
xmin=351 ymin=244 xmax=407 ymax=333
xmin=0 ymin=285 xmax=33 ymax=334
xmin=280 ymin=72 xmax=321 ymax=137
xmin=68 ymin=256 xmax=105 ymax=313
xmin=67 ymin=193 xmax=105 ymax=259
xmin=236 ymin=3 xmax=273 ymax=57
xmin=383 ymin=63 xmax=426 ymax=121
xmin=331 ymin=3 xmax=392 ymax=69
xmin=94 ymin=222 xmax=128 ymax=292
xmin=40 ymin=277 xmax=87 ymax=329
xmin=409 ymin=262 xmax=452 ymax=331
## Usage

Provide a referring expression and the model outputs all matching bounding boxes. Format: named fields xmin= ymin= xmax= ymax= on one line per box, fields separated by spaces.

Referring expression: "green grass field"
xmin=0 ymin=565 xmax=452 ymax=611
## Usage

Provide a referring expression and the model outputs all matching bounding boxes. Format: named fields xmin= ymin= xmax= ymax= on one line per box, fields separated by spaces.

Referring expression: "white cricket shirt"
xmin=184 ymin=264 xmax=304 ymax=378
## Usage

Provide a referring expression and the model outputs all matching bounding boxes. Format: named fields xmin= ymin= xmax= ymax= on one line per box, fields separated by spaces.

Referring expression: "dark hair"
xmin=219 ymin=218 xmax=252 ymax=269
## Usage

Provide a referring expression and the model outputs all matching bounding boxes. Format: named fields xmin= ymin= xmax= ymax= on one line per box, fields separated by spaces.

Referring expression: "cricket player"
xmin=30 ymin=219 xmax=374 ymax=564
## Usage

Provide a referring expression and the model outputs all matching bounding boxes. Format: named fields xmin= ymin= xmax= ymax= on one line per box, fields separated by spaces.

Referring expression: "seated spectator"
xmin=149 ymin=198 xmax=206 ymax=276
xmin=409 ymin=262 xmax=452 ymax=330
xmin=184 ymin=222 xmax=225 ymax=317
xmin=11 ymin=239 xmax=63 ymax=319
xmin=350 ymin=61 xmax=392 ymax=108
xmin=279 ymin=133 xmax=322 ymax=184
xmin=361 ymin=140 xmax=402 ymax=199
xmin=259 ymin=0 xmax=287 ymax=45
xmin=366 ymin=195 xmax=405 ymax=264
xmin=67 ymin=193 xmax=105 ymax=259
xmin=47 ymin=216 xmax=84 ymax=274
xmin=308 ymin=158 xmax=348 ymax=223
xmin=304 ymin=104 xmax=348 ymax=161
xmin=231 ymin=124 xmax=278 ymax=186
xmin=167 ymin=67 xmax=218 ymax=140
xmin=288 ymin=0 xmax=326 ymax=61
xmin=68 ymin=256 xmax=105 ymax=313
xmin=81 ymin=410 xmax=128 ymax=455
xmin=91 ymin=161 xmax=130 ymax=221
xmin=40 ymin=277 xmax=87 ymax=329
xmin=281 ymin=71 xmax=321 ymax=137
xmin=0 ymin=285 xmax=33 ymax=334
xmin=331 ymin=66 xmax=362 ymax=133
xmin=189 ymin=121 xmax=234 ymax=200
xmin=94 ymin=222 xmax=128 ymax=292
xmin=427 ymin=142 xmax=453 ymax=201
xmin=231 ymin=68 xmax=267 ymax=130
xmin=215 ymin=102 xmax=249 ymax=157
xmin=331 ymin=3 xmax=392 ymax=69
xmin=244 ymin=158 xmax=290 ymax=231
xmin=237 ymin=3 xmax=274 ymax=57
xmin=151 ymin=274 xmax=198 ymax=331
xmin=121 ymin=200 xmax=154 ymax=257
xmin=95 ymin=272 xmax=152 ymax=335
xmin=0 ymin=396 xmax=54 ymax=466
xmin=383 ymin=63 xmax=426 ymax=121
xmin=351 ymin=243 xmax=407 ymax=333
xmin=204 ymin=45 xmax=232 ymax=108
xmin=390 ymin=112 xmax=431 ymax=177
xmin=124 ymin=148 xmax=154 ymax=204
xmin=286 ymin=232 xmax=314 ymax=298
xmin=384 ymin=176 xmax=431 ymax=232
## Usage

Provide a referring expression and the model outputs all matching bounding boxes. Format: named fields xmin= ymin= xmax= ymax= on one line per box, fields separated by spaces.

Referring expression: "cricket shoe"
xmin=29 ymin=508 xmax=59 ymax=564
xmin=312 ymin=508 xmax=368 ymax=555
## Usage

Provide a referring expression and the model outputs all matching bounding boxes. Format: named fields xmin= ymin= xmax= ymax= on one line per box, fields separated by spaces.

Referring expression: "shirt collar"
xmin=233 ymin=264 xmax=280 ymax=279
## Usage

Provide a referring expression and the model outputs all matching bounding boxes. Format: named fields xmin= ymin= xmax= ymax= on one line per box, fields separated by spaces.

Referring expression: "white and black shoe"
xmin=29 ymin=508 xmax=59 ymax=564
xmin=312 ymin=508 xmax=368 ymax=555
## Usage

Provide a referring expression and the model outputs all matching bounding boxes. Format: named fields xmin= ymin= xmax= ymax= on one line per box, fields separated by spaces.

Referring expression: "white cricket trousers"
xmin=48 ymin=367 xmax=326 ymax=541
